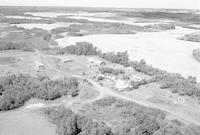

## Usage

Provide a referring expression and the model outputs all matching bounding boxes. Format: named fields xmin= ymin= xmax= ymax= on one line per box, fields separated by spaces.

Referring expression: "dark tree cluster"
xmin=25 ymin=28 xmax=52 ymax=42
xmin=193 ymin=49 xmax=200 ymax=63
xmin=129 ymin=59 xmax=164 ymax=76
xmin=99 ymin=67 xmax=125 ymax=75
xmin=0 ymin=74 xmax=79 ymax=111
xmin=94 ymin=97 xmax=199 ymax=135
xmin=100 ymin=51 xmax=129 ymax=66
xmin=179 ymin=32 xmax=200 ymax=42
xmin=0 ymin=41 xmax=34 ymax=51
xmin=51 ymin=22 xmax=152 ymax=37
xmin=130 ymin=79 xmax=148 ymax=89
xmin=145 ymin=24 xmax=175 ymax=30
xmin=44 ymin=107 xmax=113 ymax=135
xmin=0 ymin=17 xmax=53 ymax=25
xmin=153 ymin=74 xmax=200 ymax=97
xmin=128 ymin=60 xmax=200 ymax=99
xmin=60 ymin=42 xmax=101 ymax=55
xmin=51 ymin=27 xmax=80 ymax=35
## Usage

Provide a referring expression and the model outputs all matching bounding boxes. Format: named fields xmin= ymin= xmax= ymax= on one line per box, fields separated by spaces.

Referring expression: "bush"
xmin=129 ymin=59 xmax=164 ymax=76
xmin=100 ymin=51 xmax=129 ymax=66
xmin=130 ymin=79 xmax=148 ymax=89
xmin=61 ymin=42 xmax=101 ymax=55
xmin=99 ymin=67 xmax=124 ymax=75
xmin=44 ymin=107 xmax=113 ymax=135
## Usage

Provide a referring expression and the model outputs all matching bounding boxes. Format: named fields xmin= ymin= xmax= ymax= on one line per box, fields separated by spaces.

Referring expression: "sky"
xmin=0 ymin=0 xmax=199 ymax=9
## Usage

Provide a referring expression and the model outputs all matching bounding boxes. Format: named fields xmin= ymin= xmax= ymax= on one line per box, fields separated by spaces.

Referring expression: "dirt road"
xmin=36 ymin=52 xmax=200 ymax=126
xmin=84 ymin=77 xmax=200 ymax=125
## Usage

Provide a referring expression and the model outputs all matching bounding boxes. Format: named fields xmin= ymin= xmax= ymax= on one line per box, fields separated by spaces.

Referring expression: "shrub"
xmin=130 ymin=79 xmax=148 ymax=89
xmin=99 ymin=67 xmax=124 ymax=75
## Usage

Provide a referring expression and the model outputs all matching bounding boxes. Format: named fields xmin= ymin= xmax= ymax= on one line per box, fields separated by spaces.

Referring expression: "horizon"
xmin=0 ymin=5 xmax=199 ymax=10
xmin=0 ymin=0 xmax=199 ymax=10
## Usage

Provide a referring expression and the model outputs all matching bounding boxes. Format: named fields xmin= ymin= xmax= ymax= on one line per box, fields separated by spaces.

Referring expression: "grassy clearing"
xmin=0 ymin=57 xmax=17 ymax=65
xmin=0 ymin=109 xmax=56 ymax=135
xmin=0 ymin=28 xmax=56 ymax=51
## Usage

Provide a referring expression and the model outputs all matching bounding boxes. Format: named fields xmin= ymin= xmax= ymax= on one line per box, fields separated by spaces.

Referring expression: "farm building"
xmin=35 ymin=61 xmax=45 ymax=70
xmin=88 ymin=58 xmax=106 ymax=67
xmin=106 ymin=74 xmax=117 ymax=81
xmin=132 ymin=75 xmax=143 ymax=82
xmin=63 ymin=59 xmax=74 ymax=63
xmin=175 ymin=97 xmax=187 ymax=104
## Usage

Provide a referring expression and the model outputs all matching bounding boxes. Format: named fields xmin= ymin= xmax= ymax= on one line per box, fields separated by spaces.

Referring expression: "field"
xmin=0 ymin=6 xmax=200 ymax=135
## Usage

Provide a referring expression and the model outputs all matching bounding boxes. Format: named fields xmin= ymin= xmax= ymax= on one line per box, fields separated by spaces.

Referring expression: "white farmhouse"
xmin=63 ymin=59 xmax=74 ymax=63
xmin=115 ymin=79 xmax=130 ymax=91
xmin=175 ymin=97 xmax=186 ymax=104
xmin=132 ymin=75 xmax=143 ymax=82
xmin=126 ymin=67 xmax=135 ymax=72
